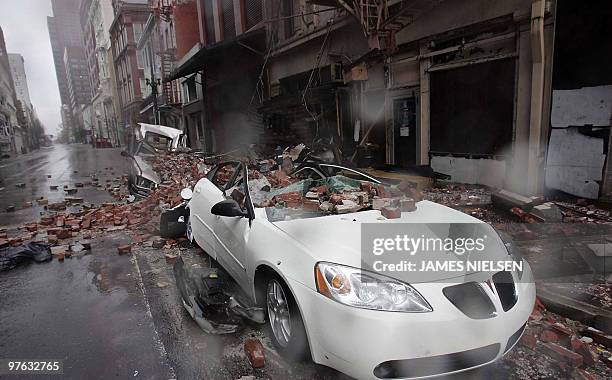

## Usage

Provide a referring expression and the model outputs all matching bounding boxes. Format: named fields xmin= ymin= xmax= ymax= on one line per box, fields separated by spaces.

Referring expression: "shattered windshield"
xmin=249 ymin=167 xmax=397 ymax=222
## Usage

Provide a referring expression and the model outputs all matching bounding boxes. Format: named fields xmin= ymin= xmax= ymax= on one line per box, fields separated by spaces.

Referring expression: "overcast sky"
xmin=0 ymin=1 xmax=61 ymax=135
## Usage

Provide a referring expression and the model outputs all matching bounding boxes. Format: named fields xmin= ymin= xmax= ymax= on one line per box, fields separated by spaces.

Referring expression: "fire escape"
xmin=310 ymin=0 xmax=443 ymax=53
xmin=151 ymin=0 xmax=181 ymax=106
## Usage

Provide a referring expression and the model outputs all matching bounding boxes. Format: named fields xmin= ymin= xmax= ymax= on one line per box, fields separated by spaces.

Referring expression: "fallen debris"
xmin=173 ymin=256 xmax=265 ymax=334
xmin=244 ymin=338 xmax=265 ymax=368
xmin=0 ymin=242 xmax=52 ymax=271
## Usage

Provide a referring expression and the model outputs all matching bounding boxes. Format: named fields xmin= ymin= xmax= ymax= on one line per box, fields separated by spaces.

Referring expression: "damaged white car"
xmin=184 ymin=160 xmax=535 ymax=379
xmin=123 ymin=123 xmax=187 ymax=197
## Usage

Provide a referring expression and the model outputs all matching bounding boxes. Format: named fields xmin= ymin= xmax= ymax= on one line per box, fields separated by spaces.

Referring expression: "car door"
xmin=190 ymin=162 xmax=239 ymax=259
xmin=213 ymin=164 xmax=254 ymax=288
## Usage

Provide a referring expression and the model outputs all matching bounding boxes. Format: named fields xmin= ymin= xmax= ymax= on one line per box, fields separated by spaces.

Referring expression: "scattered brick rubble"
xmin=0 ymin=152 xmax=211 ymax=260
xmin=503 ymin=299 xmax=612 ymax=379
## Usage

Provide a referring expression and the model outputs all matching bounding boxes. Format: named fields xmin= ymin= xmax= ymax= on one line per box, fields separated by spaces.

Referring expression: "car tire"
xmin=265 ymin=275 xmax=310 ymax=361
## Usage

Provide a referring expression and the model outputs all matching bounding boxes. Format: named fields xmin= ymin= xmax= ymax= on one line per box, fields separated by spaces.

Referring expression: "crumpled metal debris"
xmin=173 ymin=256 xmax=264 ymax=334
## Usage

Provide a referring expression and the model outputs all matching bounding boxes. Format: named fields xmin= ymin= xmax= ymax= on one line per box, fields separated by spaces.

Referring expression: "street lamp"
xmin=145 ymin=77 xmax=161 ymax=125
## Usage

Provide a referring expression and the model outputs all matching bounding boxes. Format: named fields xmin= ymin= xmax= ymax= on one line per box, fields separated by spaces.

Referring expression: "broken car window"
xmin=144 ymin=132 xmax=173 ymax=151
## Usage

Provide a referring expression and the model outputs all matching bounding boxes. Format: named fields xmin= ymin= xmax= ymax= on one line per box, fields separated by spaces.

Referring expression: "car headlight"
xmin=315 ymin=262 xmax=432 ymax=312
xmin=498 ymin=231 xmax=523 ymax=280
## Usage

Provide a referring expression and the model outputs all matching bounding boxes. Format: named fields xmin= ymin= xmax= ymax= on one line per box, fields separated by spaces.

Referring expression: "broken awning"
xmin=164 ymin=26 xmax=266 ymax=83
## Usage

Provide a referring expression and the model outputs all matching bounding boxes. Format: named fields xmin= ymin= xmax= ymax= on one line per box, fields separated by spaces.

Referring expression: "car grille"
xmin=493 ymin=271 xmax=517 ymax=312
xmin=373 ymin=344 xmax=500 ymax=379
xmin=443 ymin=282 xmax=496 ymax=319
xmin=443 ymin=271 xmax=517 ymax=318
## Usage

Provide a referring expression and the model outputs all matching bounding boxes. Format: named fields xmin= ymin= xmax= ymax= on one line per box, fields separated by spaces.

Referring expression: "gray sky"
xmin=0 ymin=0 xmax=61 ymax=135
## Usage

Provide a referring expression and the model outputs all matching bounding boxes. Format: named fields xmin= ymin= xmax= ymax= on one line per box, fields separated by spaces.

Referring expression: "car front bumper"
xmin=288 ymin=266 xmax=535 ymax=380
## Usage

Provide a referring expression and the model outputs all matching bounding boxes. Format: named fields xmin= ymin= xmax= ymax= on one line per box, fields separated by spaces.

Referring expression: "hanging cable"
xmin=301 ymin=10 xmax=338 ymax=139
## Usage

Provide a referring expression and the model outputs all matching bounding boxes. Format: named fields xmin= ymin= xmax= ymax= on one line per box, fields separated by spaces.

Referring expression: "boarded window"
xmin=430 ymin=59 xmax=515 ymax=156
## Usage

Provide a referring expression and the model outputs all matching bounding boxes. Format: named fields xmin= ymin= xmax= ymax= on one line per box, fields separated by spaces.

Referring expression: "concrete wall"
xmin=545 ymin=128 xmax=606 ymax=199
xmin=396 ymin=0 xmax=532 ymax=45
xmin=551 ymin=85 xmax=612 ymax=127
xmin=268 ymin=22 xmax=368 ymax=83
xmin=431 ymin=156 xmax=507 ymax=188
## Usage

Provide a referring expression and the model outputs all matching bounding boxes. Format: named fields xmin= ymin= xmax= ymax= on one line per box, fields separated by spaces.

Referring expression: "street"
xmin=0 ymin=144 xmax=525 ymax=380
xmin=0 ymin=144 xmax=349 ymax=379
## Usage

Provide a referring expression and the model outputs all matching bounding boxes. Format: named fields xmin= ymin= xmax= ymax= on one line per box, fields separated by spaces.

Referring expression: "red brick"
xmin=520 ymin=333 xmax=537 ymax=350
xmin=304 ymin=198 xmax=322 ymax=211
xmin=551 ymin=324 xmax=574 ymax=347
xmin=164 ymin=253 xmax=178 ymax=264
xmin=542 ymin=342 xmax=583 ymax=367
xmin=582 ymin=327 xmax=612 ymax=348
xmin=0 ymin=239 xmax=8 ymax=249
xmin=570 ymin=338 xmax=596 ymax=366
xmin=56 ymin=229 xmax=72 ymax=239
xmin=381 ymin=206 xmax=401 ymax=219
xmin=244 ymin=338 xmax=265 ymax=368
xmin=117 ymin=245 xmax=131 ymax=255
xmin=400 ymin=198 xmax=416 ymax=212
xmin=541 ymin=330 xmax=559 ymax=343
xmin=377 ymin=185 xmax=389 ymax=198
xmin=40 ymin=216 xmax=54 ymax=226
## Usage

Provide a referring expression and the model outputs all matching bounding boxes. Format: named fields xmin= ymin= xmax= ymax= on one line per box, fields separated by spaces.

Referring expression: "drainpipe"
xmin=527 ymin=0 xmax=546 ymax=194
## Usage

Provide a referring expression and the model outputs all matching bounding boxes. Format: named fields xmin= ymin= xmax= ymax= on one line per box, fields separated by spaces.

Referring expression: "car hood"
xmin=272 ymin=200 xmax=509 ymax=283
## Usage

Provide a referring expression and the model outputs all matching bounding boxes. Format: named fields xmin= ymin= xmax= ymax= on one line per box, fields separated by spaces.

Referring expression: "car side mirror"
xmin=211 ymin=199 xmax=247 ymax=218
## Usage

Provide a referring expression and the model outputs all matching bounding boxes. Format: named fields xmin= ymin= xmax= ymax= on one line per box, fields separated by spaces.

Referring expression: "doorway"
xmin=393 ymin=96 xmax=418 ymax=167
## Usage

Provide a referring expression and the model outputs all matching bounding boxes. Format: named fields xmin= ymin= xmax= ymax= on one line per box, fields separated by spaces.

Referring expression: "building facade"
xmin=80 ymin=0 xmax=121 ymax=146
xmin=7 ymin=53 xmax=34 ymax=151
xmin=136 ymin=0 xmax=188 ymax=129
xmin=109 ymin=0 xmax=150 ymax=143
xmin=48 ymin=0 xmax=93 ymax=143
xmin=167 ymin=0 xmax=265 ymax=152
xmin=0 ymin=26 xmax=19 ymax=155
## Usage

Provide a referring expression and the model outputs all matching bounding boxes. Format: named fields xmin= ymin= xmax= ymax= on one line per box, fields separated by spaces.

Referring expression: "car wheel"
xmin=266 ymin=277 xmax=309 ymax=361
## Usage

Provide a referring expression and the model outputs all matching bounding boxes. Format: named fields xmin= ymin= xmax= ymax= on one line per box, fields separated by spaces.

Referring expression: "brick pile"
xmin=505 ymin=298 xmax=612 ymax=379
xmin=2 ymin=152 xmax=211 ymax=259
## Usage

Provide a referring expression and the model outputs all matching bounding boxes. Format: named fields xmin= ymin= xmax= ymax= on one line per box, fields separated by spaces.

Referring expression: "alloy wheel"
xmin=267 ymin=279 xmax=292 ymax=347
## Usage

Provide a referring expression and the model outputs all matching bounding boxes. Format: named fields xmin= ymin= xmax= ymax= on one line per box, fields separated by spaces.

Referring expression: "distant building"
xmin=47 ymin=0 xmax=84 ymax=106
xmin=7 ymin=54 xmax=31 ymax=111
xmin=136 ymin=0 xmax=189 ymax=128
xmin=0 ymin=26 xmax=19 ymax=155
xmin=8 ymin=53 xmax=34 ymax=151
xmin=80 ymin=0 xmax=120 ymax=146
xmin=49 ymin=0 xmax=93 ymax=143
xmin=109 ymin=0 xmax=149 ymax=143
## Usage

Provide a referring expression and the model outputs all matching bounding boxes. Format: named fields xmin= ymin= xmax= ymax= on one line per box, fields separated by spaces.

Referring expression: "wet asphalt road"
xmin=0 ymin=144 xmax=507 ymax=380
xmin=0 ymin=145 xmax=174 ymax=378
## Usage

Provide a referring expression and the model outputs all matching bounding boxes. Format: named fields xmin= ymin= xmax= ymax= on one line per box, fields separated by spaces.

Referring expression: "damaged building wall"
xmin=545 ymin=0 xmax=612 ymax=199
xmin=545 ymin=127 xmax=606 ymax=199
xmin=367 ymin=0 xmax=554 ymax=195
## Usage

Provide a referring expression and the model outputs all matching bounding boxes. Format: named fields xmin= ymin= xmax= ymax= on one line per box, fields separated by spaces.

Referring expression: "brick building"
xmin=109 ymin=0 xmax=149 ymax=143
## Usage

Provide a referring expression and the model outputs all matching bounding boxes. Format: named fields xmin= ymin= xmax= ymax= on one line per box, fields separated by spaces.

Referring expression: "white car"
xmin=186 ymin=161 xmax=535 ymax=380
